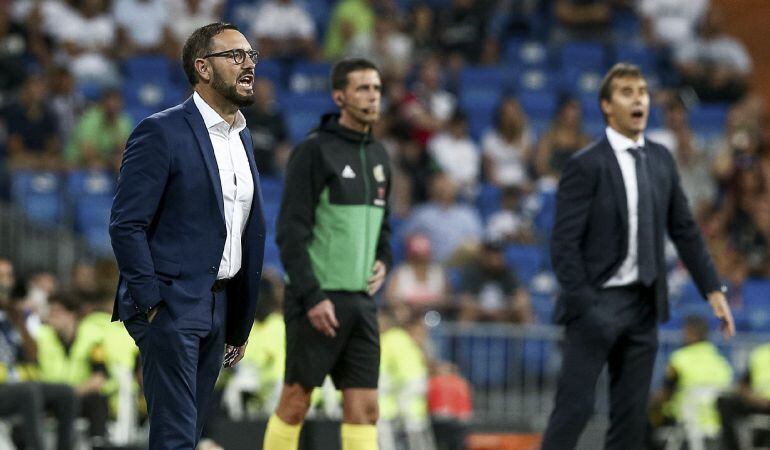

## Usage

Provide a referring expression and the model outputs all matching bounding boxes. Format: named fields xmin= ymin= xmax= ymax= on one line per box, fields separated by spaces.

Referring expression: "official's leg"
xmin=541 ymin=302 xmax=618 ymax=450
xmin=263 ymin=383 xmax=312 ymax=450
xmin=341 ymin=388 xmax=379 ymax=450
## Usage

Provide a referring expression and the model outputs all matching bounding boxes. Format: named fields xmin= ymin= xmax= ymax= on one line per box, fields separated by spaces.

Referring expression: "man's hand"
xmin=707 ymin=291 xmax=735 ymax=339
xmin=308 ymin=299 xmax=339 ymax=338
xmin=223 ymin=341 xmax=248 ymax=368
xmin=367 ymin=260 xmax=387 ymax=296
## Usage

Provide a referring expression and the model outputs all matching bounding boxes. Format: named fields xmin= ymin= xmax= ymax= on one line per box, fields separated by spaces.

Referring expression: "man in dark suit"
xmin=109 ymin=23 xmax=265 ymax=449
xmin=541 ymin=63 xmax=735 ymax=450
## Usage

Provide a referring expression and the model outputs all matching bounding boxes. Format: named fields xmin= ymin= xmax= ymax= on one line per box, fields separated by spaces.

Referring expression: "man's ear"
xmin=195 ymin=59 xmax=210 ymax=82
xmin=333 ymin=91 xmax=344 ymax=108
xmin=600 ymin=98 xmax=611 ymax=117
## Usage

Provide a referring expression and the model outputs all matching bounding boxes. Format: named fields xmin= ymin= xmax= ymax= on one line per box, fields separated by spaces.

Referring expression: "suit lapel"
xmin=600 ymin=138 xmax=629 ymax=233
xmin=184 ymin=98 xmax=225 ymax=222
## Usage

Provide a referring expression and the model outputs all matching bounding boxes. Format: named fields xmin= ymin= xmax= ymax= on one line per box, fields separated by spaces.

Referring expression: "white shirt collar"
xmin=193 ymin=91 xmax=246 ymax=133
xmin=606 ymin=126 xmax=645 ymax=154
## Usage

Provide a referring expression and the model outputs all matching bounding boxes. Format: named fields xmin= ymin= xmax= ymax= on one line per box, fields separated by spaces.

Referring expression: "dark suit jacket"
xmin=110 ymin=96 xmax=266 ymax=346
xmin=551 ymin=136 xmax=720 ymax=324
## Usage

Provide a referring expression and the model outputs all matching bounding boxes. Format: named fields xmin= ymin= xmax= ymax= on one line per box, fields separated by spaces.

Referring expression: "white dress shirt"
xmin=193 ymin=92 xmax=254 ymax=280
xmin=604 ymin=126 xmax=646 ymax=287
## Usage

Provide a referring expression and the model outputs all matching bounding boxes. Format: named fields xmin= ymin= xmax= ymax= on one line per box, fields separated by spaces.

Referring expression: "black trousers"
xmin=541 ymin=284 xmax=658 ymax=450
xmin=0 ymin=382 xmax=77 ymax=450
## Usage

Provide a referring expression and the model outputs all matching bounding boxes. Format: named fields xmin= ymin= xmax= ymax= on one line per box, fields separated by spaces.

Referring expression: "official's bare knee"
xmin=275 ymin=383 xmax=312 ymax=425
xmin=342 ymin=388 xmax=379 ymax=425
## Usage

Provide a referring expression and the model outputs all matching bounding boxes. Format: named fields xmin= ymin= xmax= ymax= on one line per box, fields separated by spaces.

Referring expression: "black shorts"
xmin=284 ymin=290 xmax=380 ymax=389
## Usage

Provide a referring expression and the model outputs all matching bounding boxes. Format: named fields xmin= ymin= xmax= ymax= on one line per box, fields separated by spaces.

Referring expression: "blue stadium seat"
xmin=613 ymin=44 xmax=658 ymax=74
xmin=518 ymin=91 xmax=558 ymax=122
xmin=611 ymin=8 xmax=642 ymax=43
xmin=122 ymin=79 xmax=185 ymax=123
xmin=559 ymin=42 xmax=606 ymax=71
xmin=515 ymin=68 xmax=560 ymax=93
xmin=123 ymin=55 xmax=173 ymax=83
xmin=459 ymin=94 xmax=499 ymax=141
xmin=742 ymin=279 xmax=770 ymax=332
xmin=503 ymin=39 xmax=550 ymax=68
xmin=689 ymin=103 xmax=729 ymax=141
xmin=289 ymin=61 xmax=333 ymax=93
xmin=476 ymin=182 xmax=501 ymax=223
xmin=279 ymin=92 xmax=336 ymax=142
xmin=11 ymin=171 xmax=64 ymax=227
xmin=255 ymin=59 xmax=285 ymax=91
xmin=561 ymin=67 xmax=603 ymax=96
xmin=67 ymin=170 xmax=116 ymax=255
xmin=533 ymin=188 xmax=557 ymax=236
xmin=505 ymin=244 xmax=542 ymax=284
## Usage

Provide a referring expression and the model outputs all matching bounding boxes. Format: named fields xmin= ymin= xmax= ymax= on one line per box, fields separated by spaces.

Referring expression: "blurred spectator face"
xmin=81 ymin=0 xmax=105 ymax=17
xmin=500 ymin=187 xmax=522 ymax=210
xmin=664 ymin=101 xmax=688 ymax=131
xmin=448 ymin=114 xmax=467 ymax=138
xmin=103 ymin=90 xmax=124 ymax=117
xmin=480 ymin=243 xmax=506 ymax=272
xmin=21 ymin=74 xmax=47 ymax=105
xmin=558 ymin=99 xmax=583 ymax=129
xmin=406 ymin=233 xmax=432 ymax=263
xmin=419 ymin=58 xmax=441 ymax=90
xmin=335 ymin=69 xmax=382 ymax=127
xmin=499 ymin=99 xmax=525 ymax=134
xmin=429 ymin=173 xmax=458 ymax=204
xmin=601 ymin=76 xmax=650 ymax=138
xmin=0 ymin=259 xmax=14 ymax=298
xmin=71 ymin=262 xmax=98 ymax=295
xmin=47 ymin=300 xmax=77 ymax=333
xmin=49 ymin=67 xmax=75 ymax=95
xmin=412 ymin=5 xmax=433 ymax=33
xmin=206 ymin=29 xmax=256 ymax=108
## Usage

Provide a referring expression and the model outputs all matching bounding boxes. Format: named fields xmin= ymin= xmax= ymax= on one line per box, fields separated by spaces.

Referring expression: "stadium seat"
xmin=67 ymin=170 xmax=116 ymax=255
xmin=122 ymin=79 xmax=185 ymax=123
xmin=689 ymin=103 xmax=729 ymax=141
xmin=255 ymin=59 xmax=284 ymax=91
xmin=123 ymin=55 xmax=173 ymax=83
xmin=611 ymin=8 xmax=642 ymax=43
xmin=289 ymin=61 xmax=333 ymax=93
xmin=613 ymin=44 xmax=658 ymax=74
xmin=503 ymin=39 xmax=550 ymax=68
xmin=504 ymin=244 xmax=542 ymax=284
xmin=279 ymin=92 xmax=336 ymax=142
xmin=459 ymin=94 xmax=499 ymax=141
xmin=11 ymin=171 xmax=64 ymax=227
xmin=742 ymin=279 xmax=770 ymax=332
xmin=561 ymin=67 xmax=603 ymax=96
xmin=476 ymin=183 xmax=501 ymax=223
xmin=517 ymin=91 xmax=558 ymax=124
xmin=515 ymin=68 xmax=560 ymax=93
xmin=559 ymin=42 xmax=606 ymax=71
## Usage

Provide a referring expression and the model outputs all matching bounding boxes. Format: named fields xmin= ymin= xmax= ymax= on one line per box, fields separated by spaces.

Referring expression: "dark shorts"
xmin=284 ymin=290 xmax=380 ymax=389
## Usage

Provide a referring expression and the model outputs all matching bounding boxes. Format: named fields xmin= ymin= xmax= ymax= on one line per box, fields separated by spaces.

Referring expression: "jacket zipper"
xmin=359 ymin=137 xmax=371 ymax=292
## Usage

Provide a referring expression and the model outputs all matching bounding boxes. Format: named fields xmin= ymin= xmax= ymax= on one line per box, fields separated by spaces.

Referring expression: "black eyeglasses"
xmin=202 ymin=49 xmax=259 ymax=65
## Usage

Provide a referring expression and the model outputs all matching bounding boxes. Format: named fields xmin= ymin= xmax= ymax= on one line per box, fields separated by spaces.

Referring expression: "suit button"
xmin=209 ymin=266 xmax=217 ymax=274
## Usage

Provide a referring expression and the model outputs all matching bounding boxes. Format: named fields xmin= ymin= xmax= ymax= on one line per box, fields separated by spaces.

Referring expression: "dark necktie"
xmin=628 ymin=146 xmax=657 ymax=286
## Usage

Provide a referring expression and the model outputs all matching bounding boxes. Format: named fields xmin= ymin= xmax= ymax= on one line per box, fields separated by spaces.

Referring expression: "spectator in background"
xmin=4 ymin=73 xmax=61 ymax=170
xmin=48 ymin=65 xmax=85 ymax=148
xmin=436 ymin=0 xmax=488 ymax=64
xmin=486 ymin=186 xmax=536 ymax=245
xmin=0 ymin=3 xmax=51 ymax=104
xmin=113 ymin=0 xmax=171 ymax=57
xmin=65 ymin=88 xmax=132 ymax=170
xmin=552 ymin=0 xmax=611 ymax=43
xmin=457 ymin=239 xmax=533 ymax=323
xmin=385 ymin=233 xmax=449 ymax=312
xmin=0 ymin=258 xmax=77 ymax=450
xmin=56 ymin=0 xmax=119 ymax=86
xmin=346 ymin=14 xmax=412 ymax=80
xmin=673 ymin=6 xmax=752 ymax=103
xmin=406 ymin=3 xmax=437 ymax=63
xmin=648 ymin=97 xmax=716 ymax=218
xmin=242 ymin=77 xmax=290 ymax=175
xmin=401 ymin=172 xmax=483 ymax=264
xmin=427 ymin=109 xmax=480 ymax=198
xmin=428 ymin=361 xmax=472 ymax=450
xmin=387 ymin=118 xmax=434 ymax=210
xmin=250 ymin=0 xmax=317 ymax=60
xmin=535 ymin=97 xmax=591 ymax=180
xmin=166 ymin=0 xmax=223 ymax=55
xmin=638 ymin=0 xmax=709 ymax=48
xmin=482 ymin=97 xmax=533 ymax=188
xmin=648 ymin=316 xmax=733 ymax=445
xmin=401 ymin=56 xmax=456 ymax=148
xmin=324 ymin=0 xmax=375 ymax=60
xmin=70 ymin=261 xmax=100 ymax=300
xmin=37 ymin=292 xmax=110 ymax=440
xmin=717 ymin=342 xmax=770 ymax=450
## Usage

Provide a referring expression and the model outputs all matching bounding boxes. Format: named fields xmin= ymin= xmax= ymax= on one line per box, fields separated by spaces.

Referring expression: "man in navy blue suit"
xmin=110 ymin=23 xmax=265 ymax=449
xmin=541 ymin=63 xmax=735 ymax=450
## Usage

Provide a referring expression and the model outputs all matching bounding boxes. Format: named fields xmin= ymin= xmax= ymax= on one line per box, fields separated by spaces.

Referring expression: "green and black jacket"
xmin=276 ymin=114 xmax=392 ymax=314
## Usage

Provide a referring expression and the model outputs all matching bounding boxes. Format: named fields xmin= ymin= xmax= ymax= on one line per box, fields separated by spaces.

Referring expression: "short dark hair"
xmin=182 ymin=22 xmax=239 ymax=87
xmin=330 ymin=58 xmax=380 ymax=91
xmin=598 ymin=62 xmax=645 ymax=104
xmin=48 ymin=291 xmax=80 ymax=314
xmin=683 ymin=315 xmax=710 ymax=341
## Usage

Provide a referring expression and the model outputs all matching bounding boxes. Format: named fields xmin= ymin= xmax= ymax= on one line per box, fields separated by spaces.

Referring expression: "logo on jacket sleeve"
xmin=373 ymin=164 xmax=385 ymax=183
xmin=342 ymin=165 xmax=356 ymax=178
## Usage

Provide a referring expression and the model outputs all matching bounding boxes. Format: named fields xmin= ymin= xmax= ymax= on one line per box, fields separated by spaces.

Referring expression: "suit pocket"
xmin=153 ymin=257 xmax=181 ymax=279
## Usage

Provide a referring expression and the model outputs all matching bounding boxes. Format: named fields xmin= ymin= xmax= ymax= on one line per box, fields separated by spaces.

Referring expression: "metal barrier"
xmin=431 ymin=322 xmax=770 ymax=432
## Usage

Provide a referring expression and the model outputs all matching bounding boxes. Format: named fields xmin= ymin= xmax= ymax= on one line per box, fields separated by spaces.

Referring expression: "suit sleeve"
xmin=109 ymin=118 xmax=170 ymax=312
xmin=551 ymin=156 xmax=597 ymax=301
xmin=376 ymin=158 xmax=393 ymax=270
xmin=276 ymin=139 xmax=327 ymax=310
xmin=664 ymin=151 xmax=722 ymax=297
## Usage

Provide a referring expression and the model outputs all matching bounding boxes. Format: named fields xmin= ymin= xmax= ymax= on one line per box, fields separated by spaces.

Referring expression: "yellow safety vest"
xmin=749 ymin=343 xmax=770 ymax=400
xmin=379 ymin=327 xmax=428 ymax=421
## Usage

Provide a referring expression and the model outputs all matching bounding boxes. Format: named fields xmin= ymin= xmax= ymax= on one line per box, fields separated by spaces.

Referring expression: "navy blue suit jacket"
xmin=550 ymin=136 xmax=721 ymax=324
xmin=110 ymin=96 xmax=266 ymax=346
